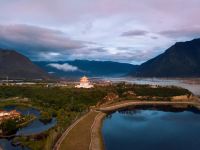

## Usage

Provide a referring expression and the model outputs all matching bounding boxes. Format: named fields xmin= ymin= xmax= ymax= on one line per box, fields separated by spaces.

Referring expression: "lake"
xmin=102 ymin=106 xmax=200 ymax=150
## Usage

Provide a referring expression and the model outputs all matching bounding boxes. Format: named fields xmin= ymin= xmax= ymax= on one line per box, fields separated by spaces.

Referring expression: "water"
xmin=104 ymin=77 xmax=200 ymax=95
xmin=0 ymin=106 xmax=57 ymax=150
xmin=0 ymin=139 xmax=28 ymax=150
xmin=102 ymin=107 xmax=200 ymax=150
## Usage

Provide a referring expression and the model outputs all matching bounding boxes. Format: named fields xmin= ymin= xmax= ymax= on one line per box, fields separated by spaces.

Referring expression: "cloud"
xmin=159 ymin=27 xmax=200 ymax=39
xmin=121 ymin=30 xmax=148 ymax=37
xmin=0 ymin=24 xmax=85 ymax=59
xmin=47 ymin=63 xmax=78 ymax=72
xmin=39 ymin=52 xmax=61 ymax=60
xmin=0 ymin=24 xmax=162 ymax=63
xmin=0 ymin=0 xmax=200 ymax=64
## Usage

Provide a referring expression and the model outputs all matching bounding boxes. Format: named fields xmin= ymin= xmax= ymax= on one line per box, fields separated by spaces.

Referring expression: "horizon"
xmin=0 ymin=0 xmax=200 ymax=64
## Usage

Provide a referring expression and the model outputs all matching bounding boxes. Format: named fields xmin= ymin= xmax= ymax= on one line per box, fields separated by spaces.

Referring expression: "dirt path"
xmin=89 ymin=112 xmax=106 ymax=150
xmin=54 ymin=111 xmax=93 ymax=150
xmin=55 ymin=111 xmax=100 ymax=150
xmin=54 ymin=109 xmax=106 ymax=150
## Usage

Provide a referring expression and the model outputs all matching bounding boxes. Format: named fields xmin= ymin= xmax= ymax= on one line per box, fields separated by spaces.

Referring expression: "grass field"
xmin=59 ymin=111 xmax=99 ymax=150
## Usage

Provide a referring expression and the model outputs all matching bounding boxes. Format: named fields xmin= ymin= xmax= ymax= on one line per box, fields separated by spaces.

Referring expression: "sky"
xmin=0 ymin=0 xmax=200 ymax=64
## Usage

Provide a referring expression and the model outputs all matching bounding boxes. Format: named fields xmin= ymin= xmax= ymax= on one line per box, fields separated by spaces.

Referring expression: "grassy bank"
xmin=59 ymin=111 xmax=98 ymax=150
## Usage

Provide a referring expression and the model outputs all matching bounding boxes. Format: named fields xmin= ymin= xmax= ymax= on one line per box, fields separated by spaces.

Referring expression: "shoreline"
xmin=91 ymin=100 xmax=200 ymax=150
xmin=89 ymin=112 xmax=106 ymax=150
xmin=54 ymin=99 xmax=200 ymax=150
xmin=97 ymin=100 xmax=200 ymax=112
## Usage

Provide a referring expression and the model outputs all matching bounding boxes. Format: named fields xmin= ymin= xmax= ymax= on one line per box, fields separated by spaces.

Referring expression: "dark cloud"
xmin=0 ymin=0 xmax=200 ymax=64
xmin=159 ymin=27 xmax=200 ymax=38
xmin=151 ymin=36 xmax=158 ymax=40
xmin=121 ymin=30 xmax=148 ymax=37
xmin=0 ymin=24 xmax=85 ymax=60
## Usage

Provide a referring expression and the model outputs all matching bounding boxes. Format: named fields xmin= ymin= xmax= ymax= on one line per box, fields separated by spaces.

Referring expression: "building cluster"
xmin=75 ymin=76 xmax=94 ymax=88
xmin=0 ymin=76 xmax=114 ymax=90
xmin=0 ymin=110 xmax=21 ymax=123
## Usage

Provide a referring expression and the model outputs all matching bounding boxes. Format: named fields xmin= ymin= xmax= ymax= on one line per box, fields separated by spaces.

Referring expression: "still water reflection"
xmin=0 ymin=106 xmax=56 ymax=150
xmin=102 ymin=106 xmax=200 ymax=150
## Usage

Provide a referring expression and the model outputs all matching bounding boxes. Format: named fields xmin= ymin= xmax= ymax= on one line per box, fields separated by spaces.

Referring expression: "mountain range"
xmin=34 ymin=60 xmax=138 ymax=78
xmin=131 ymin=38 xmax=200 ymax=77
xmin=0 ymin=38 xmax=200 ymax=79
xmin=0 ymin=49 xmax=49 ymax=80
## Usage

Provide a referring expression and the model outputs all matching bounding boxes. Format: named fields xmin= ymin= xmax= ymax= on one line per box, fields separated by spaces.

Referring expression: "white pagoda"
xmin=75 ymin=76 xmax=94 ymax=88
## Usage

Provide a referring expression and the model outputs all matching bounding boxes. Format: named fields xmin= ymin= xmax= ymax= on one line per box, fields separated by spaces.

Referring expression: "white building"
xmin=75 ymin=76 xmax=94 ymax=88
xmin=0 ymin=110 xmax=21 ymax=122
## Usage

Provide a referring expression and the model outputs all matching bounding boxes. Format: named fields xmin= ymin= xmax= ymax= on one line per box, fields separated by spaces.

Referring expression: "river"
xmin=103 ymin=77 xmax=200 ymax=96
xmin=0 ymin=106 xmax=57 ymax=150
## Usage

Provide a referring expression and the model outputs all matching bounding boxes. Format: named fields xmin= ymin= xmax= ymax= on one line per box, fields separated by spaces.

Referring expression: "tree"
xmin=0 ymin=119 xmax=18 ymax=135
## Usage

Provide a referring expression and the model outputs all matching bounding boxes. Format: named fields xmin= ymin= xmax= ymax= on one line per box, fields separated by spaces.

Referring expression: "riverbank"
xmin=89 ymin=112 xmax=106 ymax=150
xmin=17 ymin=115 xmax=36 ymax=128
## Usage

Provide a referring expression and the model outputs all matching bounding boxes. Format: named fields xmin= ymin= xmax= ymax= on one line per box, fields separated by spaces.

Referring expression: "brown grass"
xmin=59 ymin=111 xmax=99 ymax=150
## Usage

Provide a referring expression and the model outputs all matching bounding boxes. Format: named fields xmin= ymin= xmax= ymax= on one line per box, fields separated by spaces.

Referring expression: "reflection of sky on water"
xmin=0 ymin=106 xmax=56 ymax=150
xmin=102 ymin=109 xmax=200 ymax=150
xmin=0 ymin=139 xmax=30 ymax=150
xmin=17 ymin=118 xmax=56 ymax=135
xmin=3 ymin=106 xmax=40 ymax=116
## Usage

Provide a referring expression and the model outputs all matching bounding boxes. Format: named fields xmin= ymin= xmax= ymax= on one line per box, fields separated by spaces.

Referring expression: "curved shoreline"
xmin=89 ymin=112 xmax=106 ymax=150
xmin=97 ymin=100 xmax=200 ymax=112
xmin=55 ymin=100 xmax=200 ymax=150
xmin=91 ymin=100 xmax=200 ymax=150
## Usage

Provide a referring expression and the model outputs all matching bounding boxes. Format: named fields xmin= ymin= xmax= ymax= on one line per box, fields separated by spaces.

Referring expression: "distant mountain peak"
xmin=0 ymin=49 xmax=50 ymax=80
xmin=130 ymin=38 xmax=200 ymax=77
